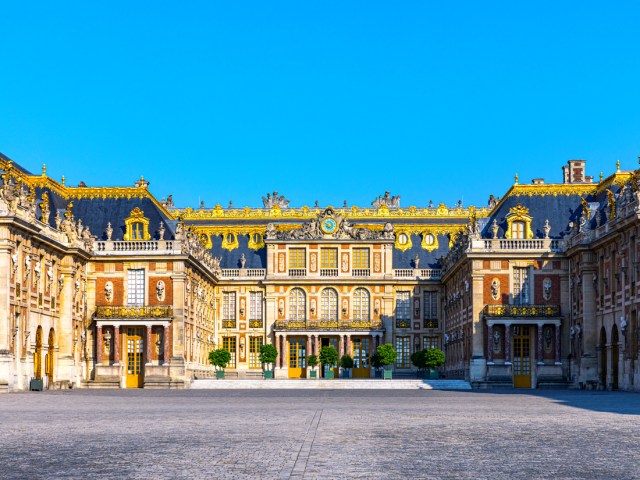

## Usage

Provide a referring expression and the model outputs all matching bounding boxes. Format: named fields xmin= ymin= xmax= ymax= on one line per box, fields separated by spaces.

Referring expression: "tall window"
xmin=320 ymin=248 xmax=338 ymax=268
xmin=131 ymin=222 xmax=144 ymax=240
xmin=352 ymin=288 xmax=370 ymax=320
xmin=289 ymin=248 xmax=306 ymax=268
xmin=249 ymin=337 xmax=263 ymax=368
xmin=223 ymin=292 xmax=236 ymax=327
xmin=352 ymin=248 xmax=370 ymax=268
xmin=222 ymin=337 xmax=236 ymax=368
xmin=321 ymin=288 xmax=338 ymax=320
xmin=395 ymin=336 xmax=411 ymax=368
xmin=512 ymin=221 xmax=525 ymax=239
xmin=423 ymin=336 xmax=439 ymax=350
xmin=127 ymin=269 xmax=145 ymax=306
xmin=424 ymin=291 xmax=438 ymax=328
xmin=249 ymin=292 xmax=263 ymax=324
xmin=512 ymin=267 xmax=530 ymax=305
xmin=289 ymin=288 xmax=306 ymax=320
xmin=396 ymin=291 xmax=411 ymax=320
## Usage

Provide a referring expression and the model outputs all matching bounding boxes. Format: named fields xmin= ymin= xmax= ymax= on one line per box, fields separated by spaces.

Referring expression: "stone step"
xmin=191 ymin=379 xmax=472 ymax=390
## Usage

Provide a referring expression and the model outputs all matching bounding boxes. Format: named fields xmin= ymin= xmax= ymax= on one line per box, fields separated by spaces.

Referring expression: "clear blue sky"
xmin=1 ymin=1 xmax=639 ymax=209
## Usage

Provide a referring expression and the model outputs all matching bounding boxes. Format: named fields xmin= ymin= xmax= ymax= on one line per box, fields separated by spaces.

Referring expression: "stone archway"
xmin=46 ymin=328 xmax=55 ymax=383
xmin=611 ymin=325 xmax=619 ymax=390
xmin=599 ymin=326 xmax=607 ymax=387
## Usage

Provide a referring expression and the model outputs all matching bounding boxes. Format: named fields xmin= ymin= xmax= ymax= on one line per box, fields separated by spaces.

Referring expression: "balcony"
xmin=220 ymin=269 xmax=266 ymax=280
xmin=395 ymin=319 xmax=411 ymax=329
xmin=95 ymin=305 xmax=173 ymax=319
xmin=221 ymin=319 xmax=237 ymax=329
xmin=351 ymin=268 xmax=370 ymax=277
xmin=320 ymin=268 xmax=339 ymax=277
xmin=288 ymin=268 xmax=307 ymax=278
xmin=248 ymin=319 xmax=264 ymax=328
xmin=484 ymin=304 xmax=561 ymax=317
xmin=274 ymin=318 xmax=383 ymax=331
xmin=393 ymin=269 xmax=442 ymax=280
xmin=478 ymin=238 xmax=562 ymax=253
xmin=95 ymin=240 xmax=178 ymax=254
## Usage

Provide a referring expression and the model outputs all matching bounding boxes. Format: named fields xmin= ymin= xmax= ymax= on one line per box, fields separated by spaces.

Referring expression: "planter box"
xmin=216 ymin=371 xmax=225 ymax=380
xmin=30 ymin=378 xmax=43 ymax=391
xmin=428 ymin=369 xmax=439 ymax=379
xmin=263 ymin=370 xmax=274 ymax=379
xmin=383 ymin=370 xmax=393 ymax=380
xmin=341 ymin=370 xmax=351 ymax=379
xmin=325 ymin=370 xmax=335 ymax=379
xmin=309 ymin=370 xmax=317 ymax=378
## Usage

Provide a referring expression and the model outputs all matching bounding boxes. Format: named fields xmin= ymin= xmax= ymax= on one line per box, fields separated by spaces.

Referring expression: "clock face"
xmin=321 ymin=218 xmax=337 ymax=234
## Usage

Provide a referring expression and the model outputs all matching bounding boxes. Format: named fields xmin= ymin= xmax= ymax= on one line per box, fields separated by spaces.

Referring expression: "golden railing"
xmin=95 ymin=305 xmax=173 ymax=319
xmin=484 ymin=304 xmax=560 ymax=317
xmin=274 ymin=319 xmax=383 ymax=331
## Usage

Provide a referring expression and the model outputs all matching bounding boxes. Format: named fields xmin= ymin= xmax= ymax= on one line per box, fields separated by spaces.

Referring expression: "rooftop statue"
xmin=372 ymin=191 xmax=400 ymax=208
xmin=262 ymin=191 xmax=290 ymax=208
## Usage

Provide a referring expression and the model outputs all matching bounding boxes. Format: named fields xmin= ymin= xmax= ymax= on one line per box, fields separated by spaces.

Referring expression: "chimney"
xmin=531 ymin=178 xmax=545 ymax=185
xmin=562 ymin=159 xmax=590 ymax=184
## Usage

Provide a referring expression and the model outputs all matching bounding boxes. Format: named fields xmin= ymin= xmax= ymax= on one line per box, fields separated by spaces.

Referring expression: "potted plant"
xmin=307 ymin=354 xmax=319 ymax=378
xmin=376 ymin=343 xmax=397 ymax=379
xmin=424 ymin=348 xmax=445 ymax=379
xmin=371 ymin=352 xmax=383 ymax=378
xmin=340 ymin=354 xmax=354 ymax=378
xmin=411 ymin=349 xmax=427 ymax=378
xmin=319 ymin=345 xmax=339 ymax=379
xmin=259 ymin=343 xmax=278 ymax=379
xmin=208 ymin=348 xmax=231 ymax=379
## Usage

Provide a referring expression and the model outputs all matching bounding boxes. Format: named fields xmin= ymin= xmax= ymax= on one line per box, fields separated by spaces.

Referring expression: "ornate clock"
xmin=320 ymin=217 xmax=337 ymax=234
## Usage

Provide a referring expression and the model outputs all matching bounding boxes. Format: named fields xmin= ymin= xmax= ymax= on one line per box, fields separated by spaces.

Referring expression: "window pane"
xmin=353 ymin=248 xmax=370 ymax=269
xmin=321 ymin=288 xmax=338 ymax=320
xmin=352 ymin=288 xmax=370 ymax=320
xmin=289 ymin=249 xmax=306 ymax=268
xmin=127 ymin=269 xmax=145 ymax=306
xmin=223 ymin=292 xmax=236 ymax=320
xmin=396 ymin=291 xmax=410 ymax=320
xmin=249 ymin=292 xmax=263 ymax=320
xmin=320 ymin=248 xmax=338 ymax=268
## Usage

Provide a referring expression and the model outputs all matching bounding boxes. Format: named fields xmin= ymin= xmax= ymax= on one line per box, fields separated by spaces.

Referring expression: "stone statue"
xmin=543 ymin=219 xmax=551 ymax=239
xmin=413 ymin=254 xmax=420 ymax=269
xmin=105 ymin=281 xmax=113 ymax=302
xmin=543 ymin=278 xmax=552 ymax=301
xmin=491 ymin=279 xmax=500 ymax=300
xmin=156 ymin=280 xmax=165 ymax=301
xmin=262 ymin=191 xmax=290 ymax=208
xmin=493 ymin=328 xmax=502 ymax=354
xmin=372 ymin=191 xmax=400 ymax=208
xmin=240 ymin=254 xmax=246 ymax=269
xmin=265 ymin=223 xmax=277 ymax=240
xmin=158 ymin=222 xmax=165 ymax=240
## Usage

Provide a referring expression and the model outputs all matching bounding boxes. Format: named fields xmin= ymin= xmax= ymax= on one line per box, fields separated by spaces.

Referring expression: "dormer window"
xmin=512 ymin=221 xmax=525 ymax=239
xmin=505 ymin=204 xmax=533 ymax=240
xmin=123 ymin=207 xmax=151 ymax=241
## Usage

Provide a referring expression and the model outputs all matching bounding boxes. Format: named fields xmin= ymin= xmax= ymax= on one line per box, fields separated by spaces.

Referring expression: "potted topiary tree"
xmin=370 ymin=352 xmax=383 ymax=378
xmin=208 ymin=348 xmax=231 ymax=379
xmin=340 ymin=354 xmax=354 ymax=378
xmin=411 ymin=349 xmax=428 ymax=379
xmin=319 ymin=345 xmax=339 ymax=379
xmin=424 ymin=348 xmax=445 ymax=379
xmin=376 ymin=343 xmax=397 ymax=379
xmin=259 ymin=343 xmax=278 ymax=379
xmin=307 ymin=354 xmax=319 ymax=379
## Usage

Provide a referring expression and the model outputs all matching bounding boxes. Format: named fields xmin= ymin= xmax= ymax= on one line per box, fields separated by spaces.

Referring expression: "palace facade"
xmin=0 ymin=153 xmax=639 ymax=391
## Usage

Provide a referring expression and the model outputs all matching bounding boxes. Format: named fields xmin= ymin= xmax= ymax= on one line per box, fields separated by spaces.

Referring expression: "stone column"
xmin=470 ymin=272 xmax=486 ymax=382
xmin=606 ymin=343 xmax=613 ymax=389
xmin=145 ymin=325 xmax=153 ymax=365
xmin=96 ymin=325 xmax=103 ymax=365
xmin=504 ymin=323 xmax=512 ymax=364
xmin=113 ymin=326 xmax=120 ymax=365
xmin=486 ymin=323 xmax=494 ymax=363
xmin=0 ymin=238 xmax=12 ymax=389
xmin=554 ymin=324 xmax=561 ymax=365
xmin=346 ymin=335 xmax=351 ymax=358
xmin=537 ymin=323 xmax=544 ymax=365
xmin=56 ymin=256 xmax=76 ymax=382
xmin=580 ymin=252 xmax=598 ymax=382
xmin=163 ymin=325 xmax=170 ymax=365
xmin=338 ymin=335 xmax=344 ymax=358
xmin=306 ymin=335 xmax=312 ymax=362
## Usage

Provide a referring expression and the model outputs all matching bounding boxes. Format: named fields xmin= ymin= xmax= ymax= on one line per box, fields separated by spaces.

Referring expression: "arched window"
xmin=288 ymin=288 xmax=306 ymax=320
xmin=352 ymin=288 xmax=370 ymax=320
xmin=321 ymin=288 xmax=338 ymax=320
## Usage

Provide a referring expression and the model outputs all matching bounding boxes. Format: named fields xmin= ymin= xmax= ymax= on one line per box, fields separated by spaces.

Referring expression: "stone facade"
xmin=0 ymin=153 xmax=638 ymax=391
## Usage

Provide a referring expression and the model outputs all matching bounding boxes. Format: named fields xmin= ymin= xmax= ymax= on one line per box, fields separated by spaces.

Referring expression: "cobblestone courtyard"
xmin=1 ymin=389 xmax=639 ymax=479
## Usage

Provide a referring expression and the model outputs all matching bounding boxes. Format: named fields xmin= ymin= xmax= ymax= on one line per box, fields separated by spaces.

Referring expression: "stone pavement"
xmin=0 ymin=389 xmax=639 ymax=479
xmin=191 ymin=379 xmax=472 ymax=390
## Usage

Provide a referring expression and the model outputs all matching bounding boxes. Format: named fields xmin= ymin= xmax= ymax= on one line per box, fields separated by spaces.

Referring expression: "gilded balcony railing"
xmin=95 ymin=305 xmax=173 ymax=319
xmin=274 ymin=319 xmax=383 ymax=331
xmin=395 ymin=319 xmax=411 ymax=328
xmin=248 ymin=319 xmax=264 ymax=328
xmin=484 ymin=304 xmax=561 ymax=317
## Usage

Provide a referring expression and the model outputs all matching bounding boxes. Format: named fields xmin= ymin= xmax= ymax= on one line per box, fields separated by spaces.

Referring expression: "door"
xmin=512 ymin=325 xmax=531 ymax=388
xmin=352 ymin=337 xmax=370 ymax=378
xmin=126 ymin=327 xmax=144 ymax=388
xmin=288 ymin=337 xmax=306 ymax=378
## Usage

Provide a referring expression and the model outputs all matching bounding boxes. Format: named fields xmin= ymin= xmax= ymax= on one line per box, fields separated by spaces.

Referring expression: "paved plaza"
xmin=1 ymin=389 xmax=639 ymax=479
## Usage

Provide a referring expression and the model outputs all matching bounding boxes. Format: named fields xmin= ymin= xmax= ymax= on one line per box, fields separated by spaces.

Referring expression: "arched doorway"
xmin=611 ymin=325 xmax=619 ymax=390
xmin=46 ymin=328 xmax=55 ymax=383
xmin=34 ymin=326 xmax=43 ymax=380
xmin=599 ymin=327 xmax=607 ymax=387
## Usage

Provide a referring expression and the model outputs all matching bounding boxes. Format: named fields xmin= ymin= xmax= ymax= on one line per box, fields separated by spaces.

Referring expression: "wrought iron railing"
xmin=274 ymin=319 xmax=383 ymax=331
xmin=395 ymin=319 xmax=411 ymax=328
xmin=222 ymin=319 xmax=237 ymax=329
xmin=248 ymin=319 xmax=264 ymax=328
xmin=484 ymin=304 xmax=561 ymax=317
xmin=95 ymin=305 xmax=173 ymax=319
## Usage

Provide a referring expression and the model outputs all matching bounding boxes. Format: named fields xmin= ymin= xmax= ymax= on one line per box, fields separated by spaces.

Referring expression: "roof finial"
xmin=42 ymin=164 xmax=47 ymax=176
xmin=599 ymin=171 xmax=603 ymax=182
xmin=514 ymin=173 xmax=519 ymax=184
xmin=616 ymin=160 xmax=621 ymax=172
xmin=61 ymin=175 xmax=65 ymax=186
